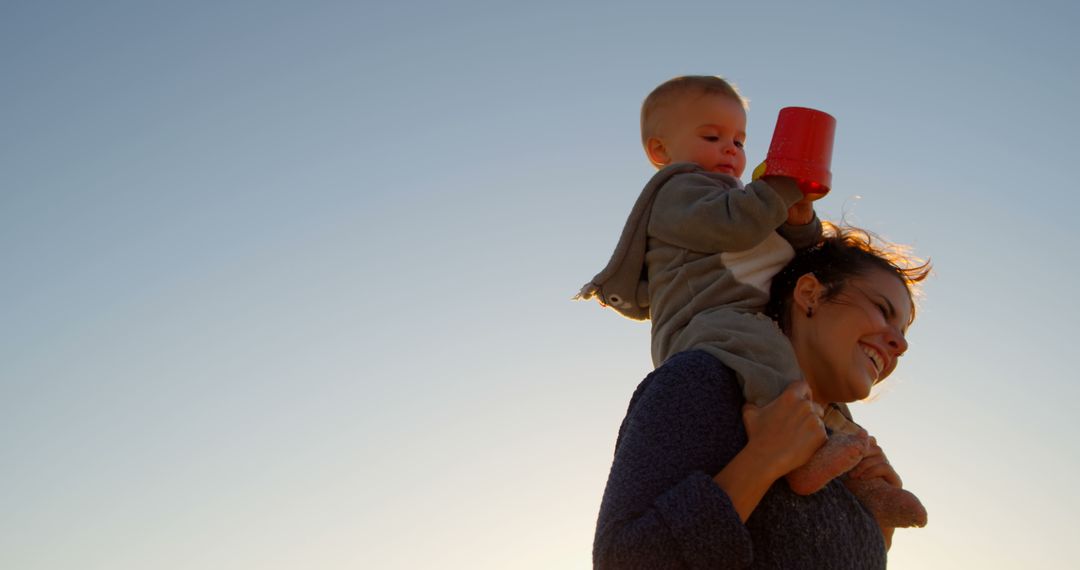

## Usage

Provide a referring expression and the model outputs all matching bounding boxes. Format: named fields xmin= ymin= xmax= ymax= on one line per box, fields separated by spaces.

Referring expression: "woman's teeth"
xmin=861 ymin=345 xmax=883 ymax=376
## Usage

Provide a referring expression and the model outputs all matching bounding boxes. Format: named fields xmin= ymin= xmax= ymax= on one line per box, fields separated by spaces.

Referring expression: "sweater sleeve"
xmin=776 ymin=213 xmax=823 ymax=251
xmin=593 ymin=353 xmax=756 ymax=569
xmin=647 ymin=173 xmax=804 ymax=253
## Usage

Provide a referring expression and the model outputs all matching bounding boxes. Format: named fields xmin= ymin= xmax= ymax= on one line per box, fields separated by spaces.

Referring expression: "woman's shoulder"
xmin=613 ymin=350 xmax=750 ymax=471
xmin=625 ymin=350 xmax=744 ymax=418
xmin=649 ymin=350 xmax=740 ymax=388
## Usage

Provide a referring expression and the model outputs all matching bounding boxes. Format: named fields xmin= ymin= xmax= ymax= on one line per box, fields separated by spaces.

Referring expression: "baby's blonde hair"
xmin=640 ymin=76 xmax=749 ymax=147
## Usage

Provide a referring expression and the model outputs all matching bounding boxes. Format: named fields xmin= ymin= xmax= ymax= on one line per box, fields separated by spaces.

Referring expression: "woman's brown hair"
xmin=766 ymin=222 xmax=932 ymax=334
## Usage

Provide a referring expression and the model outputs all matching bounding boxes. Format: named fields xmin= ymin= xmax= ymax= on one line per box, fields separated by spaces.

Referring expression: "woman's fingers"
xmin=859 ymin=466 xmax=902 ymax=488
xmin=778 ymin=382 xmax=828 ymax=464
xmin=742 ymin=381 xmax=828 ymax=474
xmin=849 ymin=437 xmax=903 ymax=488
xmin=781 ymin=379 xmax=812 ymax=403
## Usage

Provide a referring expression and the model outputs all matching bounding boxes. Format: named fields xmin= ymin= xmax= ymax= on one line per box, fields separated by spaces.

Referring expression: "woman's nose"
xmin=887 ymin=329 xmax=908 ymax=357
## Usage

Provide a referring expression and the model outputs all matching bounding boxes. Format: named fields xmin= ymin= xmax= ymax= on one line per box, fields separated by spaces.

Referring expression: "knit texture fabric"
xmin=593 ymin=351 xmax=886 ymax=569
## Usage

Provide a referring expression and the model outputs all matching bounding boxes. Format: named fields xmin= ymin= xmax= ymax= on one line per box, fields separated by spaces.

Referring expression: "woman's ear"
xmin=793 ymin=273 xmax=823 ymax=316
xmin=645 ymin=137 xmax=670 ymax=168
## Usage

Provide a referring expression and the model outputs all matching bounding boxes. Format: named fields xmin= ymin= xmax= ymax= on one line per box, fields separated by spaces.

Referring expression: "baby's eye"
xmin=702 ymin=136 xmax=720 ymax=142
xmin=734 ymin=140 xmax=745 ymax=149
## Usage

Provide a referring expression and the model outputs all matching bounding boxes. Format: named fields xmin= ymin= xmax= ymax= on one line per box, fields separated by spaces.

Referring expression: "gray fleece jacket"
xmin=579 ymin=163 xmax=821 ymax=405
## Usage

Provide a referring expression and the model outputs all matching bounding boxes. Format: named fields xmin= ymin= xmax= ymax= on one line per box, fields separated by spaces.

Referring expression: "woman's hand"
xmin=714 ymin=380 xmax=828 ymax=522
xmin=849 ymin=436 xmax=902 ymax=488
xmin=741 ymin=380 xmax=828 ymax=480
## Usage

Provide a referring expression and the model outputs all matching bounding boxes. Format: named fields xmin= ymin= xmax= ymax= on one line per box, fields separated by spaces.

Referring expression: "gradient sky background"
xmin=3 ymin=1 xmax=1078 ymax=568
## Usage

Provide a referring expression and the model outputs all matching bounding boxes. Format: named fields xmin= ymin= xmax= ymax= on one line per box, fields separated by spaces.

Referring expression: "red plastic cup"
xmin=760 ymin=107 xmax=836 ymax=197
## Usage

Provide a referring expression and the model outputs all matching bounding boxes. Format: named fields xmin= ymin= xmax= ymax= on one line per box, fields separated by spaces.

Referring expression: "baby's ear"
xmin=644 ymin=137 xmax=670 ymax=168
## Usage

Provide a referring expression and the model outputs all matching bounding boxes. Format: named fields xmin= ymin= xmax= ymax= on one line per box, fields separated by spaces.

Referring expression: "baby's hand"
xmin=787 ymin=197 xmax=815 ymax=226
xmin=761 ymin=175 xmax=819 ymax=226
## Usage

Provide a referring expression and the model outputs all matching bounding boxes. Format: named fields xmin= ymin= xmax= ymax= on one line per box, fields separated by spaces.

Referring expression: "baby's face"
xmin=654 ymin=95 xmax=747 ymax=177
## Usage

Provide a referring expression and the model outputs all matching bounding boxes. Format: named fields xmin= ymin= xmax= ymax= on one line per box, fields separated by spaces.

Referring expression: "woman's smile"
xmin=794 ymin=267 xmax=913 ymax=405
xmin=860 ymin=343 xmax=885 ymax=380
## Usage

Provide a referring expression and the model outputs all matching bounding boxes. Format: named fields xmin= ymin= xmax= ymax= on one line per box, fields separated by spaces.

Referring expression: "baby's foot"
xmin=786 ymin=429 xmax=870 ymax=495
xmin=844 ymin=476 xmax=928 ymax=528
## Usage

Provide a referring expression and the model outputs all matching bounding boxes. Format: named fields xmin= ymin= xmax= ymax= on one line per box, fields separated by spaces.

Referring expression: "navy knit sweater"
xmin=593 ymin=351 xmax=885 ymax=569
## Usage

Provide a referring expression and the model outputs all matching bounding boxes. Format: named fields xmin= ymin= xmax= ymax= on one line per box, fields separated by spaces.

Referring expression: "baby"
xmin=578 ymin=75 xmax=926 ymax=528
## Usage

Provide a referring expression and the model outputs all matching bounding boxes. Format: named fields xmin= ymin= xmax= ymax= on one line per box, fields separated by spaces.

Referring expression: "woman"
xmin=593 ymin=224 xmax=930 ymax=569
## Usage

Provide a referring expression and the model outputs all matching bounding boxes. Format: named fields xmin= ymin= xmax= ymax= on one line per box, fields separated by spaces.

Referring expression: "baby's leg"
xmin=685 ymin=313 xmax=867 ymax=493
xmin=826 ymin=409 xmax=928 ymax=527
xmin=785 ymin=428 xmax=869 ymax=495
xmin=844 ymin=476 xmax=928 ymax=528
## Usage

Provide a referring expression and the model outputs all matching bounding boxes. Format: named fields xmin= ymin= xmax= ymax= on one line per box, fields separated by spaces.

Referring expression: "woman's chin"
xmin=855 ymin=380 xmax=875 ymax=401
xmin=846 ymin=376 xmax=874 ymax=402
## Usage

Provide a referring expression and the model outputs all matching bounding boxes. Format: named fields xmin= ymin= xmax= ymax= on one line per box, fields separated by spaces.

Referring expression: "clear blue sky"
xmin=3 ymin=1 xmax=1077 ymax=568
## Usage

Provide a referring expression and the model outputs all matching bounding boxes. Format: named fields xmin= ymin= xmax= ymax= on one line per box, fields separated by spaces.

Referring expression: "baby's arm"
xmin=648 ymin=172 xmax=805 ymax=253
xmin=775 ymin=187 xmax=823 ymax=251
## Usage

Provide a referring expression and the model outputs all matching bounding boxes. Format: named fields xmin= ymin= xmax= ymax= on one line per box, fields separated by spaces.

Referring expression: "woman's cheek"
xmin=879 ymin=360 xmax=898 ymax=383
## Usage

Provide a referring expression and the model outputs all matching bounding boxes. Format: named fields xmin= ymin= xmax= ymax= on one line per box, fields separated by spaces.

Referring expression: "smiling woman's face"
xmin=791 ymin=267 xmax=913 ymax=405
